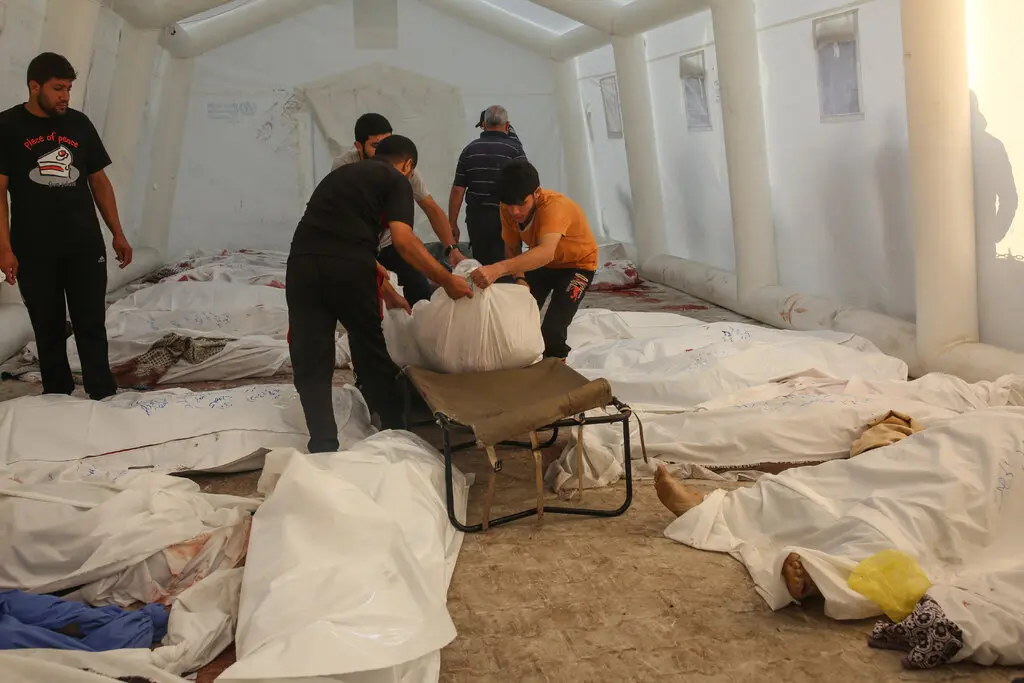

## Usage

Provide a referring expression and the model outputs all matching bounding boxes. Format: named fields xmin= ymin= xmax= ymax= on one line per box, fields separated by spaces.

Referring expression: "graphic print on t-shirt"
xmin=23 ymin=134 xmax=81 ymax=187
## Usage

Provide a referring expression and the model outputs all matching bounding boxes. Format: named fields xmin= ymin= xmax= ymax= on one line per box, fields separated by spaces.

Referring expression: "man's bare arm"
xmin=0 ymin=174 xmax=16 ymax=284
xmin=417 ymin=195 xmax=459 ymax=248
xmin=88 ymin=170 xmax=125 ymax=237
xmin=89 ymin=170 xmax=133 ymax=267
xmin=505 ymin=240 xmax=526 ymax=281
xmin=0 ymin=174 xmax=11 ymax=254
xmin=448 ymin=186 xmax=466 ymax=237
xmin=492 ymin=233 xmax=561 ymax=279
xmin=390 ymin=222 xmax=472 ymax=299
xmin=390 ymin=221 xmax=461 ymax=287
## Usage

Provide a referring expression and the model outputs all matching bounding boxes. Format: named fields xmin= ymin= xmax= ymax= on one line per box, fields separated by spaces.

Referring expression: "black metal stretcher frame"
xmin=401 ymin=375 xmax=634 ymax=533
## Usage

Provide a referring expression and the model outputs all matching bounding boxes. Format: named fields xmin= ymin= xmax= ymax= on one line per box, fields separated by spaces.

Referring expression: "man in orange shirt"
xmin=470 ymin=159 xmax=598 ymax=360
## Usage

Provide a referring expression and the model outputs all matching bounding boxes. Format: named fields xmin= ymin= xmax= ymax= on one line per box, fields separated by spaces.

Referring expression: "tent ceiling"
xmin=180 ymin=0 xmax=257 ymax=25
xmin=480 ymin=0 xmax=633 ymax=35
xmin=144 ymin=0 xmax=705 ymax=60
xmin=174 ymin=0 xmax=637 ymax=31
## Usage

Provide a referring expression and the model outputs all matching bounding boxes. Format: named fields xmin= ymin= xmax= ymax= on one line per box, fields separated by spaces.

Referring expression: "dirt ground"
xmin=1 ymin=282 xmax=1018 ymax=683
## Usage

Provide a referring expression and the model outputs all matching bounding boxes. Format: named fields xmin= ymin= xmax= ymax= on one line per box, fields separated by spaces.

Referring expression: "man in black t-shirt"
xmin=0 ymin=53 xmax=133 ymax=400
xmin=287 ymin=134 xmax=472 ymax=453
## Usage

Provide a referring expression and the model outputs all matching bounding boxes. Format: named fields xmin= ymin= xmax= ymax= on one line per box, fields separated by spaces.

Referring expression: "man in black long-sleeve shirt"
xmin=448 ymin=105 xmax=527 ymax=265
xmin=287 ymin=135 xmax=472 ymax=453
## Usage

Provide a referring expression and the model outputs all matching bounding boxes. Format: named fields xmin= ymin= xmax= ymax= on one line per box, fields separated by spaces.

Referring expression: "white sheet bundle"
xmin=219 ymin=431 xmax=469 ymax=682
xmin=665 ymin=407 xmax=1024 ymax=667
xmin=383 ymin=259 xmax=544 ymax=373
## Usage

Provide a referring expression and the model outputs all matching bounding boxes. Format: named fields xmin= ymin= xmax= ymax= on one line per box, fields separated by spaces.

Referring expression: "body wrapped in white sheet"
xmin=411 ymin=260 xmax=543 ymax=373
xmin=545 ymin=372 xmax=1024 ymax=491
xmin=0 ymin=383 xmax=373 ymax=473
xmin=220 ymin=431 xmax=469 ymax=682
xmin=664 ymin=407 xmax=1024 ymax=667
xmin=566 ymin=309 xmax=908 ymax=410
xmin=547 ymin=309 xmax=922 ymax=491
xmin=0 ymin=470 xmax=256 ymax=606
xmin=41 ymin=274 xmax=343 ymax=384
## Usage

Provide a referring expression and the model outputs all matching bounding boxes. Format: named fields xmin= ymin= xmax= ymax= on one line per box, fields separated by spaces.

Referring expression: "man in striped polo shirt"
xmin=448 ymin=105 xmax=527 ymax=265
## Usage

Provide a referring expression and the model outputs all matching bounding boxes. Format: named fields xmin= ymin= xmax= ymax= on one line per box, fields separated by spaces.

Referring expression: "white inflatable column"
xmin=710 ymin=0 xmax=777 ymax=298
xmin=103 ymin=27 xmax=159 ymax=230
xmin=139 ymin=56 xmax=194 ymax=255
xmin=901 ymin=0 xmax=979 ymax=360
xmin=161 ymin=0 xmax=327 ymax=58
xmin=551 ymin=58 xmax=603 ymax=239
xmin=39 ymin=0 xmax=101 ymax=110
xmin=611 ymin=34 xmax=668 ymax=260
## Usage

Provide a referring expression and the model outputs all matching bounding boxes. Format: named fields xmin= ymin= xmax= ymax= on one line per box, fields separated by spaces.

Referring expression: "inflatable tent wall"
xmin=0 ymin=0 xmax=1021 ymax=381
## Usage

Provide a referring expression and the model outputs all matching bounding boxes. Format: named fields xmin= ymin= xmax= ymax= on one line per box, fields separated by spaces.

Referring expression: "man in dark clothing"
xmin=287 ymin=134 xmax=472 ymax=453
xmin=0 ymin=52 xmax=133 ymax=401
xmin=449 ymin=105 xmax=527 ymax=266
xmin=332 ymin=113 xmax=464 ymax=305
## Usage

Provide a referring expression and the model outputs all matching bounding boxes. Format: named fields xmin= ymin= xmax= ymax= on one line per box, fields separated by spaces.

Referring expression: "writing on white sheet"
xmin=131 ymin=386 xmax=289 ymax=416
xmin=719 ymin=326 xmax=753 ymax=342
xmin=712 ymin=393 xmax=868 ymax=415
xmin=994 ymin=444 xmax=1024 ymax=510
xmin=245 ymin=387 xmax=282 ymax=402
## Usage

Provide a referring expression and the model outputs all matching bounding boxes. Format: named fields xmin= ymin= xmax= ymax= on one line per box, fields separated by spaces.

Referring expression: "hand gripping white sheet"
xmin=411 ymin=259 xmax=544 ymax=373
xmin=665 ymin=407 xmax=1024 ymax=667
xmin=220 ymin=431 xmax=469 ymax=682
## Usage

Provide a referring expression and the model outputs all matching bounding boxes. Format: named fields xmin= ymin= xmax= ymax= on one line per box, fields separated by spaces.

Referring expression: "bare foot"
xmin=781 ymin=552 xmax=820 ymax=600
xmin=654 ymin=463 xmax=706 ymax=517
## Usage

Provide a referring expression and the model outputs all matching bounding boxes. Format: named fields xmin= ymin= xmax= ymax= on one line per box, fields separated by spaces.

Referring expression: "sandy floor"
xmin=0 ymin=281 xmax=1018 ymax=682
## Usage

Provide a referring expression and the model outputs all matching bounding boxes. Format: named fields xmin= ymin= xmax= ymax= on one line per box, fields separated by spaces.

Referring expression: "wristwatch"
xmin=444 ymin=244 xmax=458 ymax=257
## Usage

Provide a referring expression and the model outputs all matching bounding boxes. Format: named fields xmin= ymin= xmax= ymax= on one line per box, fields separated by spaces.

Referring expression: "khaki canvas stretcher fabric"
xmin=406 ymin=359 xmax=614 ymax=447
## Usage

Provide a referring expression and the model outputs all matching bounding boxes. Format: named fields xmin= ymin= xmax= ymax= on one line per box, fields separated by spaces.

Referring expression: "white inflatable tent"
xmin=0 ymin=0 xmax=1022 ymax=384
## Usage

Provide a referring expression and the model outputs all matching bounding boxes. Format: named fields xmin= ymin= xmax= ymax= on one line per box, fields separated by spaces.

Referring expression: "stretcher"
xmin=403 ymin=358 xmax=634 ymax=532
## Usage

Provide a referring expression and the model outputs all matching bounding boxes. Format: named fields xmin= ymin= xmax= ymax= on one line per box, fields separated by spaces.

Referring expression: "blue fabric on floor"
xmin=0 ymin=590 xmax=168 ymax=652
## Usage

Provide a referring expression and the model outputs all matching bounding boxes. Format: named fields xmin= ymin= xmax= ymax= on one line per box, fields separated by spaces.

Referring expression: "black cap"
xmin=475 ymin=109 xmax=486 ymax=128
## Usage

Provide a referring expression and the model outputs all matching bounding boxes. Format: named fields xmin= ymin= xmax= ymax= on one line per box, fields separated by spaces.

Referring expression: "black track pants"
xmin=525 ymin=267 xmax=595 ymax=359
xmin=17 ymin=249 xmax=116 ymax=400
xmin=286 ymin=255 xmax=403 ymax=453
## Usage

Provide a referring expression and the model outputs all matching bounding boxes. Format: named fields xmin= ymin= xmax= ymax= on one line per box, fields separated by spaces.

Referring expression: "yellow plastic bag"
xmin=848 ymin=549 xmax=932 ymax=622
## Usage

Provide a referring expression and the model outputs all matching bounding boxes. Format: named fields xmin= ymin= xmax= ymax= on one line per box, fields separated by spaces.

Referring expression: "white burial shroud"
xmin=0 ymin=383 xmax=372 ymax=473
xmin=220 ymin=431 xmax=469 ymax=683
xmin=665 ymin=407 xmax=1024 ymax=667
